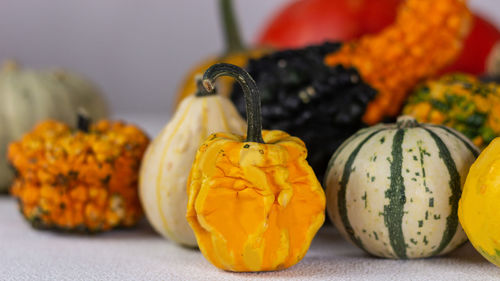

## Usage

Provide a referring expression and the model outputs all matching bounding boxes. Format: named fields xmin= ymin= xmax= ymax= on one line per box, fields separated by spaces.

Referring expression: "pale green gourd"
xmin=0 ymin=61 xmax=108 ymax=192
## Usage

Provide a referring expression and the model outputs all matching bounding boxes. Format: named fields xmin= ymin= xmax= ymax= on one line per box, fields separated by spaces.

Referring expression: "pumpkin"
xmin=139 ymin=78 xmax=246 ymax=247
xmin=0 ymin=61 xmax=108 ymax=193
xmin=325 ymin=116 xmax=479 ymax=258
xmin=186 ymin=63 xmax=325 ymax=272
xmin=459 ymin=137 xmax=500 ymax=267
xmin=325 ymin=0 xmax=471 ymax=125
xmin=8 ymin=115 xmax=149 ymax=233
xmin=173 ymin=0 xmax=265 ymax=107
xmin=403 ymin=74 xmax=500 ymax=149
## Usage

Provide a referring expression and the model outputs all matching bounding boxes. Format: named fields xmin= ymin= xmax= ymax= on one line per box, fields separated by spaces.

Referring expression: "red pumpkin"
xmin=257 ymin=0 xmax=401 ymax=49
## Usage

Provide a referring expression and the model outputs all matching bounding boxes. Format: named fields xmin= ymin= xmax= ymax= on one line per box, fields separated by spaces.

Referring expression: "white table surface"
xmin=1 ymin=197 xmax=499 ymax=281
xmin=1 ymin=114 xmax=499 ymax=281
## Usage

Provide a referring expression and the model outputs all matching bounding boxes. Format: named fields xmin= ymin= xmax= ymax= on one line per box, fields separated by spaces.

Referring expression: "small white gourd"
xmin=139 ymin=79 xmax=246 ymax=247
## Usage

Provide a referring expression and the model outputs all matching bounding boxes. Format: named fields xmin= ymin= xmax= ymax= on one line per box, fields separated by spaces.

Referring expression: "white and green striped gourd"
xmin=0 ymin=61 xmax=108 ymax=192
xmin=324 ymin=116 xmax=479 ymax=259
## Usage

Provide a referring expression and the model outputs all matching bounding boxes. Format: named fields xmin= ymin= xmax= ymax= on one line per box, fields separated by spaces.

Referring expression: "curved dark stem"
xmin=195 ymin=76 xmax=217 ymax=97
xmin=202 ymin=63 xmax=264 ymax=143
xmin=77 ymin=110 xmax=91 ymax=133
xmin=220 ymin=0 xmax=245 ymax=54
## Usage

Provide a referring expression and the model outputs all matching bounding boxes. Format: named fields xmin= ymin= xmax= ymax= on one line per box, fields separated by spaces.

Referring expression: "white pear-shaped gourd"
xmin=139 ymin=80 xmax=246 ymax=247
xmin=0 ymin=61 xmax=108 ymax=192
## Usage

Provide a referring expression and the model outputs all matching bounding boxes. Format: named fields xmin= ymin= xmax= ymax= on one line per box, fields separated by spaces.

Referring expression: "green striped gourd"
xmin=324 ymin=116 xmax=479 ymax=259
xmin=0 ymin=61 xmax=108 ymax=192
xmin=139 ymin=85 xmax=246 ymax=247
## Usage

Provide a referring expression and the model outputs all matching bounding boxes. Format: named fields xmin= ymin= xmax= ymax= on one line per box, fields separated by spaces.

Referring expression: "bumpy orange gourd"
xmin=8 ymin=116 xmax=149 ymax=233
xmin=325 ymin=0 xmax=471 ymax=124
xmin=186 ymin=64 xmax=325 ymax=272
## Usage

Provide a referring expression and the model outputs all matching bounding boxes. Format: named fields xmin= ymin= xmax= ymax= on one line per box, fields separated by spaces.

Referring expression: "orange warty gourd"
xmin=186 ymin=64 xmax=326 ymax=272
xmin=8 ymin=115 xmax=149 ymax=233
xmin=325 ymin=0 xmax=472 ymax=125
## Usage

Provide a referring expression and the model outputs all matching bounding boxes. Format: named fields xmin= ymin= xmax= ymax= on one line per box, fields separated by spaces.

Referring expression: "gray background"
xmin=0 ymin=0 xmax=498 ymax=116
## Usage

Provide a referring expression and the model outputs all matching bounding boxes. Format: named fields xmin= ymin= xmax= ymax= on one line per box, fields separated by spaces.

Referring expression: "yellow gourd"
xmin=459 ymin=137 xmax=500 ymax=267
xmin=139 ymin=79 xmax=246 ymax=247
xmin=186 ymin=63 xmax=325 ymax=272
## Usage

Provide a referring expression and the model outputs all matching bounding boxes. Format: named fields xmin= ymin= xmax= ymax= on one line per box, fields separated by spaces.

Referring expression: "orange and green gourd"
xmin=325 ymin=0 xmax=472 ymax=125
xmin=186 ymin=63 xmax=326 ymax=272
xmin=459 ymin=138 xmax=500 ymax=267
xmin=8 ymin=116 xmax=149 ymax=233
xmin=174 ymin=0 xmax=265 ymax=107
xmin=403 ymin=74 xmax=500 ymax=149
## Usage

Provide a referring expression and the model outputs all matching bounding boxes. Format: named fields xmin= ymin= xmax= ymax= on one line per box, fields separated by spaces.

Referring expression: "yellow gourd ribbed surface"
xmin=186 ymin=130 xmax=325 ymax=272
xmin=459 ymin=138 xmax=500 ymax=267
